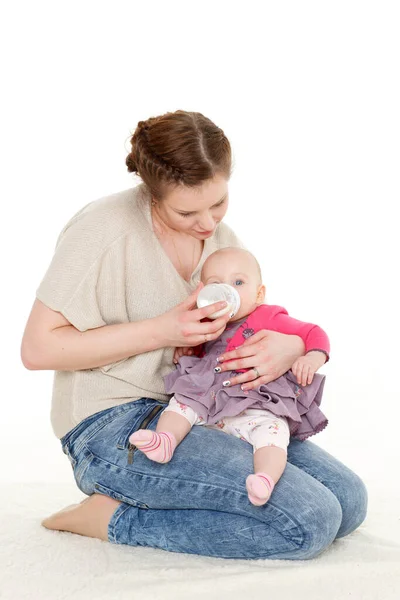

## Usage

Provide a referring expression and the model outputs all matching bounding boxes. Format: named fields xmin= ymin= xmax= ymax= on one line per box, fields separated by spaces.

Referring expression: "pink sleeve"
xmin=266 ymin=308 xmax=330 ymax=361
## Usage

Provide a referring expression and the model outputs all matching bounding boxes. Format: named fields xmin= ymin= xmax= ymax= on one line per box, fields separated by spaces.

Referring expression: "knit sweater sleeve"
xmin=35 ymin=205 xmax=115 ymax=332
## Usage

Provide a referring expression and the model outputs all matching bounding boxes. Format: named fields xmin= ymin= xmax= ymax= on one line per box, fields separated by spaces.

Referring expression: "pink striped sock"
xmin=246 ymin=472 xmax=275 ymax=506
xmin=128 ymin=430 xmax=177 ymax=463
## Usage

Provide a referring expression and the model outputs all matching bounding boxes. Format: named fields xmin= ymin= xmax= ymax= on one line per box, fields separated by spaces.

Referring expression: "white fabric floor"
xmin=1 ymin=482 xmax=399 ymax=600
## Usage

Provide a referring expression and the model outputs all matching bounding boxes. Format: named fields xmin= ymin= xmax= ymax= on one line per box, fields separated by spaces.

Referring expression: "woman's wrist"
xmin=148 ymin=315 xmax=170 ymax=350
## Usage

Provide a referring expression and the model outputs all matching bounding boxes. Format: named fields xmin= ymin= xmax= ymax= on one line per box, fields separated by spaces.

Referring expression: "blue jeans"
xmin=60 ymin=398 xmax=368 ymax=560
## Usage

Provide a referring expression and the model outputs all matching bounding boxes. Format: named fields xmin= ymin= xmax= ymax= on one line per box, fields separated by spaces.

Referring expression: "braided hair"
xmin=125 ymin=110 xmax=232 ymax=200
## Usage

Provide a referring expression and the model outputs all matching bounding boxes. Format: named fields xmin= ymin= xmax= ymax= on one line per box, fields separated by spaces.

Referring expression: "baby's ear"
xmin=256 ymin=285 xmax=266 ymax=305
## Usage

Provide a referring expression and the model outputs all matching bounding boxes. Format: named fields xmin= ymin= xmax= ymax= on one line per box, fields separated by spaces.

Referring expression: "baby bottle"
xmin=197 ymin=284 xmax=241 ymax=319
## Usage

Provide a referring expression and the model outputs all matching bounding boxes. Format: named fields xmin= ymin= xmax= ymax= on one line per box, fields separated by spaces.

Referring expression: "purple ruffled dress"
xmin=164 ymin=317 xmax=328 ymax=441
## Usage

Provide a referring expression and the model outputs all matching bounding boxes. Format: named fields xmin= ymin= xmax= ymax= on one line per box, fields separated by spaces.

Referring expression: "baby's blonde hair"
xmin=202 ymin=247 xmax=262 ymax=282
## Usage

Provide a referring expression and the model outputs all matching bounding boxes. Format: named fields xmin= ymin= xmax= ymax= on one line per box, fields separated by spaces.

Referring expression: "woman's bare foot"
xmin=41 ymin=493 xmax=121 ymax=541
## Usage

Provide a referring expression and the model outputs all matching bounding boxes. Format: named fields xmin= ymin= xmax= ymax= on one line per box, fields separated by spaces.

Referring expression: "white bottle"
xmin=197 ymin=283 xmax=241 ymax=319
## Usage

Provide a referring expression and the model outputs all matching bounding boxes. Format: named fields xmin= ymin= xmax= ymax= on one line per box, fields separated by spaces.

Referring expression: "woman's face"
xmin=153 ymin=174 xmax=229 ymax=239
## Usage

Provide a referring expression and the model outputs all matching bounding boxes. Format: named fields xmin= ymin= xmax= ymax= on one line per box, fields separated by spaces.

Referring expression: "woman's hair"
xmin=125 ymin=110 xmax=232 ymax=200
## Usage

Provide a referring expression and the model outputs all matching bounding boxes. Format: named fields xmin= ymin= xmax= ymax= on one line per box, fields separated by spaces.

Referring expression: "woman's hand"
xmin=157 ymin=282 xmax=232 ymax=349
xmin=215 ymin=330 xmax=305 ymax=390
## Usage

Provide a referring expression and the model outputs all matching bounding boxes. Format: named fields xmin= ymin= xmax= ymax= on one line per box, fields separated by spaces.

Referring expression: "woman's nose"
xmin=198 ymin=215 xmax=215 ymax=231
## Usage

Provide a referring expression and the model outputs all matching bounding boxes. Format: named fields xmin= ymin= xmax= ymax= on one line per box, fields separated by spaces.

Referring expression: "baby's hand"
xmin=291 ymin=352 xmax=326 ymax=386
xmin=173 ymin=346 xmax=195 ymax=364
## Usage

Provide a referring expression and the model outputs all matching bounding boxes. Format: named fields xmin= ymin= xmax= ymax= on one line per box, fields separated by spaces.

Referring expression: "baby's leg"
xmin=129 ymin=397 xmax=200 ymax=463
xmin=243 ymin=412 xmax=290 ymax=506
xmin=254 ymin=445 xmax=287 ymax=483
xmin=247 ymin=446 xmax=288 ymax=506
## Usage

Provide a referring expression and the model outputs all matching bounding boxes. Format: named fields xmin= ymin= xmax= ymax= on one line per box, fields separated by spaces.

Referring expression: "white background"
xmin=1 ymin=0 xmax=398 ymax=493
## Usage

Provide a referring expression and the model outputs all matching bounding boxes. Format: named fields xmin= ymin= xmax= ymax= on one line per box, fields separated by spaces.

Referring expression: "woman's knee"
xmin=294 ymin=489 xmax=343 ymax=559
xmin=240 ymin=490 xmax=342 ymax=561
xmin=334 ymin=469 xmax=368 ymax=538
xmin=244 ymin=479 xmax=343 ymax=560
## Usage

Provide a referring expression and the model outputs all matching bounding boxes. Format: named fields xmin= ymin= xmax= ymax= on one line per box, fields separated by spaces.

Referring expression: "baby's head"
xmin=200 ymin=247 xmax=266 ymax=322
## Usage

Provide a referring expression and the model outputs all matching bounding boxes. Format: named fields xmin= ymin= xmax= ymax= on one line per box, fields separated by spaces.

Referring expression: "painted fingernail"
xmin=241 ymin=385 xmax=248 ymax=391
xmin=217 ymin=356 xmax=224 ymax=362
xmin=222 ymin=380 xmax=231 ymax=387
xmin=214 ymin=367 xmax=221 ymax=373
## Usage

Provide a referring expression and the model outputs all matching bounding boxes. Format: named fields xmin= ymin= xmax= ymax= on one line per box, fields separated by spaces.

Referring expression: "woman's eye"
xmin=179 ymin=199 xmax=225 ymax=218
xmin=234 ymin=280 xmax=244 ymax=286
xmin=215 ymin=199 xmax=225 ymax=208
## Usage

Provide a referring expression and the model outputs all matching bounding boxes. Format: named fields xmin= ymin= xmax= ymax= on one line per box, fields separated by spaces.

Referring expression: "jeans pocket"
xmin=93 ymin=482 xmax=150 ymax=509
xmin=63 ymin=444 xmax=77 ymax=469
xmin=73 ymin=449 xmax=95 ymax=496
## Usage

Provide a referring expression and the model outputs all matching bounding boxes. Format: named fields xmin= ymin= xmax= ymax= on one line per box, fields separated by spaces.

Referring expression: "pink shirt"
xmin=224 ymin=304 xmax=330 ymax=370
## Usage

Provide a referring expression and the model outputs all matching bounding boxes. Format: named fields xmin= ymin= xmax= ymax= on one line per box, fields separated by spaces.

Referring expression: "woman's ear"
xmin=256 ymin=285 xmax=266 ymax=305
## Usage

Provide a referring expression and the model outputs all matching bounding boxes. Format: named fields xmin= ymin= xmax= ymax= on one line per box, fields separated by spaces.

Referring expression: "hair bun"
xmin=125 ymin=152 xmax=138 ymax=173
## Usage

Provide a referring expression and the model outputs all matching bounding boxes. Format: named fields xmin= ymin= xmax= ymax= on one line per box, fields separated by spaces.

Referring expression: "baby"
xmin=130 ymin=247 xmax=330 ymax=506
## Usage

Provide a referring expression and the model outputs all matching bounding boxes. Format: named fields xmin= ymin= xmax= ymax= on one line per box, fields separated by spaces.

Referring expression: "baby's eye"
xmin=234 ymin=279 xmax=244 ymax=286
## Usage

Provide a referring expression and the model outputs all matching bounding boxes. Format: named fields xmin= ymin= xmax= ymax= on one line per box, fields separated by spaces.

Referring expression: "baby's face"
xmin=200 ymin=249 xmax=265 ymax=322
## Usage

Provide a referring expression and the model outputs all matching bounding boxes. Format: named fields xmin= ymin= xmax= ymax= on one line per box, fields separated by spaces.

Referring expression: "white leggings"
xmin=164 ymin=397 xmax=290 ymax=454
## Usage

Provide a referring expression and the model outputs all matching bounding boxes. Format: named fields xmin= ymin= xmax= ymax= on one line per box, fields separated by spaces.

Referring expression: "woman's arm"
xmin=21 ymin=299 xmax=166 ymax=371
xmin=21 ymin=289 xmax=231 ymax=372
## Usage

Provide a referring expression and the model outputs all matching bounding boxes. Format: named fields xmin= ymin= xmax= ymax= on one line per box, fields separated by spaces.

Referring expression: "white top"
xmin=36 ymin=183 xmax=245 ymax=438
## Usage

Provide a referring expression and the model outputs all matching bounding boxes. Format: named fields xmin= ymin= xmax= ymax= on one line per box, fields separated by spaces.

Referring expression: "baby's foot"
xmin=246 ymin=472 xmax=275 ymax=506
xmin=129 ymin=430 xmax=177 ymax=463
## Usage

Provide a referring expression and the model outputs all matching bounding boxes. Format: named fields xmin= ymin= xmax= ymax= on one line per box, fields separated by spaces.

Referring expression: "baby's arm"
xmin=173 ymin=344 xmax=205 ymax=364
xmin=266 ymin=309 xmax=330 ymax=386
xmin=291 ymin=350 xmax=326 ymax=386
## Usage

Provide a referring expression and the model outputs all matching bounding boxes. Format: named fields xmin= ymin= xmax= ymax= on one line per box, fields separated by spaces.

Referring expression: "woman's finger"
xmin=208 ymin=327 xmax=229 ymax=343
xmin=180 ymin=282 xmax=204 ymax=311
xmin=186 ymin=313 xmax=232 ymax=345
xmin=227 ymin=371 xmax=274 ymax=389
xmin=242 ymin=374 xmax=278 ymax=390
xmin=180 ymin=312 xmax=231 ymax=346
xmin=203 ymin=312 xmax=232 ymax=334
xmin=216 ymin=338 xmax=265 ymax=364
xmin=186 ymin=300 xmax=230 ymax=323
xmin=218 ymin=369 xmax=257 ymax=388
xmin=240 ymin=330 xmax=268 ymax=346
xmin=214 ymin=353 xmax=271 ymax=374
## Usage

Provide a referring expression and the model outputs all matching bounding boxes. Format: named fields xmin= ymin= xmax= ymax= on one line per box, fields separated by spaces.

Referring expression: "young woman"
xmin=21 ymin=110 xmax=367 ymax=559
